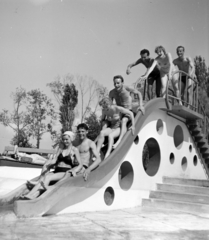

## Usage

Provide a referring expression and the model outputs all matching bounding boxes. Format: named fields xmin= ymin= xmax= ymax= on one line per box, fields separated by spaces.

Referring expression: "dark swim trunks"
xmin=147 ymin=72 xmax=161 ymax=97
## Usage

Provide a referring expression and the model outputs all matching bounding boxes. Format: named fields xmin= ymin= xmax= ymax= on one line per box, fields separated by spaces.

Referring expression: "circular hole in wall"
xmin=142 ymin=138 xmax=161 ymax=177
xmin=134 ymin=135 xmax=139 ymax=145
xmin=104 ymin=187 xmax=115 ymax=206
xmin=181 ymin=157 xmax=187 ymax=171
xmin=156 ymin=119 xmax=164 ymax=134
xmin=170 ymin=153 xmax=175 ymax=164
xmin=193 ymin=155 xmax=198 ymax=166
xmin=173 ymin=125 xmax=184 ymax=149
xmin=118 ymin=161 xmax=134 ymax=191
xmin=189 ymin=145 xmax=192 ymax=152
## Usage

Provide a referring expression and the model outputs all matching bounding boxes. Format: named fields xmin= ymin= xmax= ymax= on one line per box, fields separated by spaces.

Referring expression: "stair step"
xmin=198 ymin=142 xmax=208 ymax=150
xmin=163 ymin=177 xmax=209 ymax=187
xmin=202 ymin=152 xmax=209 ymax=158
xmin=142 ymin=198 xmax=209 ymax=215
xmin=157 ymin=183 xmax=209 ymax=196
xmin=194 ymin=133 xmax=205 ymax=140
xmin=196 ymin=139 xmax=208 ymax=146
xmin=199 ymin=148 xmax=209 ymax=154
xmin=188 ymin=126 xmax=202 ymax=134
xmin=150 ymin=191 xmax=209 ymax=205
xmin=200 ymin=148 xmax=209 ymax=153
xmin=187 ymin=121 xmax=198 ymax=126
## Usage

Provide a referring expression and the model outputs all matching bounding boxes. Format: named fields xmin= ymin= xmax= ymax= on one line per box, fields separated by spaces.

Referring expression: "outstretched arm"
xmin=126 ymin=58 xmax=142 ymax=75
xmin=83 ymin=141 xmax=101 ymax=181
xmin=138 ymin=60 xmax=157 ymax=82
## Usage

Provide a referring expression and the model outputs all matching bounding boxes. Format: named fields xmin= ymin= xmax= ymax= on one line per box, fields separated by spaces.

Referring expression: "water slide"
xmin=1 ymin=97 xmax=207 ymax=218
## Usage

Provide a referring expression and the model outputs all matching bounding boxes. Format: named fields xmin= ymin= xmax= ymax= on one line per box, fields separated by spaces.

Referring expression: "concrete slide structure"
xmin=0 ymin=98 xmax=208 ymax=218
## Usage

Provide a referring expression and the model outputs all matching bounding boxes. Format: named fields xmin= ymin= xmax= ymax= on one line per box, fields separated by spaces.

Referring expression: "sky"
xmin=0 ymin=0 xmax=208 ymax=152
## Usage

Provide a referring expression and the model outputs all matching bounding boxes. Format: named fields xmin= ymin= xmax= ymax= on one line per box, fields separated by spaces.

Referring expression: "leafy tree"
xmin=10 ymin=129 xmax=33 ymax=148
xmin=194 ymin=56 xmax=209 ymax=116
xmin=47 ymin=74 xmax=108 ymax=123
xmin=59 ymin=83 xmax=78 ymax=132
xmin=26 ymin=89 xmax=57 ymax=148
xmin=85 ymin=112 xmax=101 ymax=141
xmin=0 ymin=87 xmax=32 ymax=146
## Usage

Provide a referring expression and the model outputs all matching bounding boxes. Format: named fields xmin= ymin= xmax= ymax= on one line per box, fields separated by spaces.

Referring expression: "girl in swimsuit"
xmin=22 ymin=131 xmax=82 ymax=200
xmin=139 ymin=46 xmax=181 ymax=103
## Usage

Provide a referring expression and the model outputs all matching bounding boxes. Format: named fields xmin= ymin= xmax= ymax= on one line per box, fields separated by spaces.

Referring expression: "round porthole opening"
xmin=193 ymin=155 xmax=197 ymax=166
xmin=118 ymin=161 xmax=134 ymax=190
xmin=104 ymin=187 xmax=115 ymax=206
xmin=173 ymin=125 xmax=184 ymax=149
xmin=142 ymin=138 xmax=161 ymax=176
xmin=134 ymin=135 xmax=139 ymax=145
xmin=181 ymin=157 xmax=187 ymax=171
xmin=156 ymin=119 xmax=163 ymax=134
xmin=170 ymin=153 xmax=175 ymax=164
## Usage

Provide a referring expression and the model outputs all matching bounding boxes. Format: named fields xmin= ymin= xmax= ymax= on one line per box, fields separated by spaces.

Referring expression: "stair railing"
xmin=165 ymin=70 xmax=198 ymax=111
xmin=165 ymin=70 xmax=209 ymax=142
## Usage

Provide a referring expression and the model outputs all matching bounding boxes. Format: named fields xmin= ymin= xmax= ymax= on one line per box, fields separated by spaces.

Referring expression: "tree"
xmin=47 ymin=74 xmax=108 ymax=123
xmin=27 ymin=89 xmax=57 ymax=148
xmin=194 ymin=56 xmax=209 ymax=116
xmin=59 ymin=83 xmax=78 ymax=132
xmin=10 ymin=129 xmax=33 ymax=148
xmin=0 ymin=87 xmax=32 ymax=146
xmin=85 ymin=112 xmax=101 ymax=141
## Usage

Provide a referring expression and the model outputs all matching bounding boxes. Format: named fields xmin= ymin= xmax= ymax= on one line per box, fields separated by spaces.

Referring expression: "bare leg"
xmin=42 ymin=172 xmax=66 ymax=190
xmin=172 ymin=72 xmax=182 ymax=105
xmin=24 ymin=172 xmax=67 ymax=200
xmin=147 ymin=84 xmax=152 ymax=100
xmin=113 ymin=117 xmax=128 ymax=149
xmin=105 ymin=128 xmax=120 ymax=159
xmin=27 ymin=163 xmax=50 ymax=186
xmin=96 ymin=128 xmax=112 ymax=153
xmin=24 ymin=182 xmax=43 ymax=199
xmin=187 ymin=79 xmax=192 ymax=108
xmin=160 ymin=73 xmax=168 ymax=98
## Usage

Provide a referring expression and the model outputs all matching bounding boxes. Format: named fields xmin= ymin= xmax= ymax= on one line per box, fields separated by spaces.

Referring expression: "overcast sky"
xmin=0 ymin=0 xmax=208 ymax=151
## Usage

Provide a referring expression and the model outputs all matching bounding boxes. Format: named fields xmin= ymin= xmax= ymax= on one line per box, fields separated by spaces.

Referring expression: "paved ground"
xmin=1 ymin=205 xmax=209 ymax=240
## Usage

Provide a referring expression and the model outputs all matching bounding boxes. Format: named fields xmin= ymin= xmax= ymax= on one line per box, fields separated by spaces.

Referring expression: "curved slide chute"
xmin=14 ymin=98 xmax=166 ymax=218
xmin=1 ymin=99 xmax=166 ymax=218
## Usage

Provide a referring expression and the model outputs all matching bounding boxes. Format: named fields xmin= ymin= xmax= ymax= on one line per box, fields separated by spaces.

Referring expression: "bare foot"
xmin=112 ymin=140 xmax=120 ymax=149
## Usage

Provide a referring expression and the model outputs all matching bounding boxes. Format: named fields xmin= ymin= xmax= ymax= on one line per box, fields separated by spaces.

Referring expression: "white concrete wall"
xmin=55 ymin=109 xmax=207 ymax=214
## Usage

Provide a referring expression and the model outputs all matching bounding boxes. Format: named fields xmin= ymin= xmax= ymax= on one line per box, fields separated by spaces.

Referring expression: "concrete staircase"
xmin=142 ymin=177 xmax=209 ymax=215
xmin=187 ymin=120 xmax=209 ymax=174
